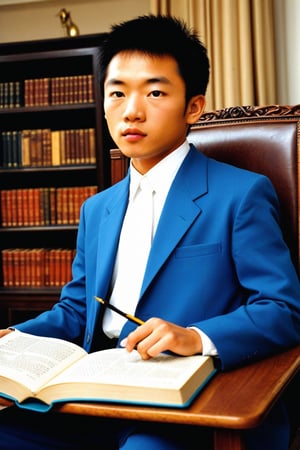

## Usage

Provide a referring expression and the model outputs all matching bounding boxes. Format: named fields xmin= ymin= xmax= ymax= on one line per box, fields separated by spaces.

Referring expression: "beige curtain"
xmin=150 ymin=0 xmax=276 ymax=111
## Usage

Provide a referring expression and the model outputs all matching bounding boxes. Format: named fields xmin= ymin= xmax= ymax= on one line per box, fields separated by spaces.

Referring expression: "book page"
xmin=0 ymin=332 xmax=86 ymax=393
xmin=45 ymin=348 xmax=211 ymax=389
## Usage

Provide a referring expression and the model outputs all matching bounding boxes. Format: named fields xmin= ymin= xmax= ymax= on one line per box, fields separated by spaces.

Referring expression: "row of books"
xmin=0 ymin=186 xmax=97 ymax=227
xmin=0 ymin=81 xmax=21 ymax=109
xmin=24 ymin=75 xmax=95 ymax=107
xmin=0 ymin=128 xmax=96 ymax=168
xmin=0 ymin=75 xmax=94 ymax=109
xmin=1 ymin=248 xmax=76 ymax=287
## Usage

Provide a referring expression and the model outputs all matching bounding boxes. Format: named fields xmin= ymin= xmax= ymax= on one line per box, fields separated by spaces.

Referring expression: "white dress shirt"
xmin=103 ymin=140 xmax=217 ymax=356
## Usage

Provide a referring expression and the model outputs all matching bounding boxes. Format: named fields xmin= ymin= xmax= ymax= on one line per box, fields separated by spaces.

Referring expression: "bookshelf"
xmin=0 ymin=34 xmax=114 ymax=328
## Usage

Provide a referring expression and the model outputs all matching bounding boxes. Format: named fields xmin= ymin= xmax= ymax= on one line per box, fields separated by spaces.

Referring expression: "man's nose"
xmin=123 ymin=95 xmax=145 ymax=121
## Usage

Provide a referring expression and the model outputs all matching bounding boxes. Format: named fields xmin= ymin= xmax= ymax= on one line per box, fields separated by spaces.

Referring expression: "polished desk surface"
xmin=1 ymin=345 xmax=300 ymax=450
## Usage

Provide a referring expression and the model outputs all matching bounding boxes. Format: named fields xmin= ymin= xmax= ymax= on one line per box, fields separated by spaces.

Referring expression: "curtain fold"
xmin=150 ymin=0 xmax=276 ymax=110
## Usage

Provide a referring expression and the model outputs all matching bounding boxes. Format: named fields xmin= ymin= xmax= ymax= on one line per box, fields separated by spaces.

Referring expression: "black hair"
xmin=99 ymin=14 xmax=210 ymax=103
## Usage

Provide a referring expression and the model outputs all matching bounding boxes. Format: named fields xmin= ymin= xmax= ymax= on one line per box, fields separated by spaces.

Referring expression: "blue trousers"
xmin=0 ymin=402 xmax=290 ymax=450
xmin=0 ymin=407 xmax=213 ymax=450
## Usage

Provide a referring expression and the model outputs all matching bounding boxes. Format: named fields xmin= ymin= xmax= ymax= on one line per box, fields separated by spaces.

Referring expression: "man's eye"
xmin=112 ymin=91 xmax=124 ymax=98
xmin=150 ymin=90 xmax=162 ymax=97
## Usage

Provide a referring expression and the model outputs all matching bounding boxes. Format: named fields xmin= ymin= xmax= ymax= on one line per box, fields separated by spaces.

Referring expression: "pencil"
xmin=94 ymin=296 xmax=145 ymax=326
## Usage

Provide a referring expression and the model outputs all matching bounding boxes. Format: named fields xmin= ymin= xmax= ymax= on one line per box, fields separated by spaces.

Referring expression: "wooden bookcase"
xmin=0 ymin=34 xmax=115 ymax=328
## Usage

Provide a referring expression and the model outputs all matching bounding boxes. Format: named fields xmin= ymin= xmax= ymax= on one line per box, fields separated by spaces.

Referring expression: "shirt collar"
xmin=129 ymin=140 xmax=190 ymax=201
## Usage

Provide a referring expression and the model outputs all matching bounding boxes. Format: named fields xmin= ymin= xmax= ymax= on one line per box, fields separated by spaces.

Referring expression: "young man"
xmin=0 ymin=14 xmax=299 ymax=450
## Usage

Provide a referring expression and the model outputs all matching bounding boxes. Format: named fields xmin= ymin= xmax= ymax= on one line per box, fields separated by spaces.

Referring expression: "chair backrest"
xmin=188 ymin=104 xmax=300 ymax=275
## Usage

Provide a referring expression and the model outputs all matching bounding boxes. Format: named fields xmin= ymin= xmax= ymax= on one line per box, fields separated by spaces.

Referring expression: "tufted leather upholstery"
xmin=188 ymin=104 xmax=300 ymax=274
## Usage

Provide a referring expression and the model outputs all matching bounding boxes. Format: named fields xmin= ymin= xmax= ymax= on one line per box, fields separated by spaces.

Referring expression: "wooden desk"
xmin=57 ymin=346 xmax=300 ymax=450
xmin=1 ymin=346 xmax=300 ymax=450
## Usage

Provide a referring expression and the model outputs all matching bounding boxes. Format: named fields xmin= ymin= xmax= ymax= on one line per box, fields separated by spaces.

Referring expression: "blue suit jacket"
xmin=17 ymin=145 xmax=300 ymax=371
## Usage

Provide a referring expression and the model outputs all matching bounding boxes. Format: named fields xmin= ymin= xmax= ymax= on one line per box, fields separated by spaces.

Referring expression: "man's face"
xmin=104 ymin=51 xmax=204 ymax=174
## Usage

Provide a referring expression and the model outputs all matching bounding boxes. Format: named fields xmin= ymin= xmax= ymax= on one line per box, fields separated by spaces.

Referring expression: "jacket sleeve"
xmin=191 ymin=176 xmax=300 ymax=370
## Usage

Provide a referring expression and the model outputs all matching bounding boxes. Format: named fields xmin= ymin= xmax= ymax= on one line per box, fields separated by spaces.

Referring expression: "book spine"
xmin=42 ymin=187 xmax=50 ymax=226
xmin=61 ymin=188 xmax=69 ymax=225
xmin=21 ymin=130 xmax=31 ymax=167
xmin=3 ymin=83 xmax=9 ymax=108
xmin=1 ymin=247 xmax=74 ymax=287
xmin=22 ymin=189 xmax=30 ymax=227
xmin=24 ymin=249 xmax=31 ymax=287
xmin=6 ymin=249 xmax=14 ymax=287
xmin=16 ymin=188 xmax=24 ymax=226
xmin=10 ymin=189 xmax=17 ymax=227
xmin=27 ymin=188 xmax=35 ymax=226
xmin=0 ymin=83 xmax=3 ymax=109
xmin=1 ymin=249 xmax=9 ymax=287
xmin=88 ymin=128 xmax=96 ymax=164
xmin=42 ymin=129 xmax=52 ymax=166
xmin=55 ymin=188 xmax=62 ymax=225
xmin=63 ymin=130 xmax=70 ymax=165
xmin=0 ymin=190 xmax=8 ymax=227
xmin=24 ymin=79 xmax=34 ymax=107
xmin=18 ymin=249 xmax=26 ymax=287
xmin=42 ymin=78 xmax=50 ymax=106
xmin=49 ymin=187 xmax=56 ymax=225
xmin=51 ymin=130 xmax=61 ymax=166
xmin=4 ymin=131 xmax=12 ymax=168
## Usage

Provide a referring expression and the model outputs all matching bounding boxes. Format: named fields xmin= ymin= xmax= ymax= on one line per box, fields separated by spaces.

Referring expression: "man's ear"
xmin=186 ymin=95 xmax=206 ymax=124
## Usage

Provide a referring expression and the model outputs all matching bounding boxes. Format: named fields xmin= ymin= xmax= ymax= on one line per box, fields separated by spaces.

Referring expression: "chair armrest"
xmin=191 ymin=345 xmax=300 ymax=429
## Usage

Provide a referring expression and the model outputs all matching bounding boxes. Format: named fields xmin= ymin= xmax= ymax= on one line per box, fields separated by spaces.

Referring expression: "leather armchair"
xmin=188 ymin=104 xmax=300 ymax=449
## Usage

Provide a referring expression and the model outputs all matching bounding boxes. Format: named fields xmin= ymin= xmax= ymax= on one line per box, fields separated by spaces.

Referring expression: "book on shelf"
xmin=1 ymin=248 xmax=75 ymax=288
xmin=0 ymin=331 xmax=216 ymax=412
xmin=0 ymin=81 xmax=21 ymax=109
xmin=0 ymin=185 xmax=97 ymax=227
xmin=23 ymin=75 xmax=94 ymax=107
xmin=23 ymin=79 xmax=40 ymax=107
xmin=2 ymin=76 xmax=94 ymax=109
xmin=0 ymin=128 xmax=96 ymax=168
xmin=50 ymin=75 xmax=94 ymax=105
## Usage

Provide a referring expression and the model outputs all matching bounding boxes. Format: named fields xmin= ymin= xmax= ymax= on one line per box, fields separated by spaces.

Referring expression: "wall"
xmin=273 ymin=0 xmax=300 ymax=105
xmin=0 ymin=0 xmax=150 ymax=42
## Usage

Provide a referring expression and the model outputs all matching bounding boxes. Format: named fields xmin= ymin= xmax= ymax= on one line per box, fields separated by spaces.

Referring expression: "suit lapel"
xmin=140 ymin=147 xmax=208 ymax=296
xmin=95 ymin=175 xmax=130 ymax=298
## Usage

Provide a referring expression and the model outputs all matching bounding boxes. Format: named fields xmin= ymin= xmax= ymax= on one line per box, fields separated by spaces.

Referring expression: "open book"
xmin=0 ymin=331 xmax=216 ymax=412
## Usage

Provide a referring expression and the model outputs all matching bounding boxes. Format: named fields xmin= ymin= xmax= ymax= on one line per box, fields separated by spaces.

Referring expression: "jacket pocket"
xmin=175 ymin=243 xmax=221 ymax=258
